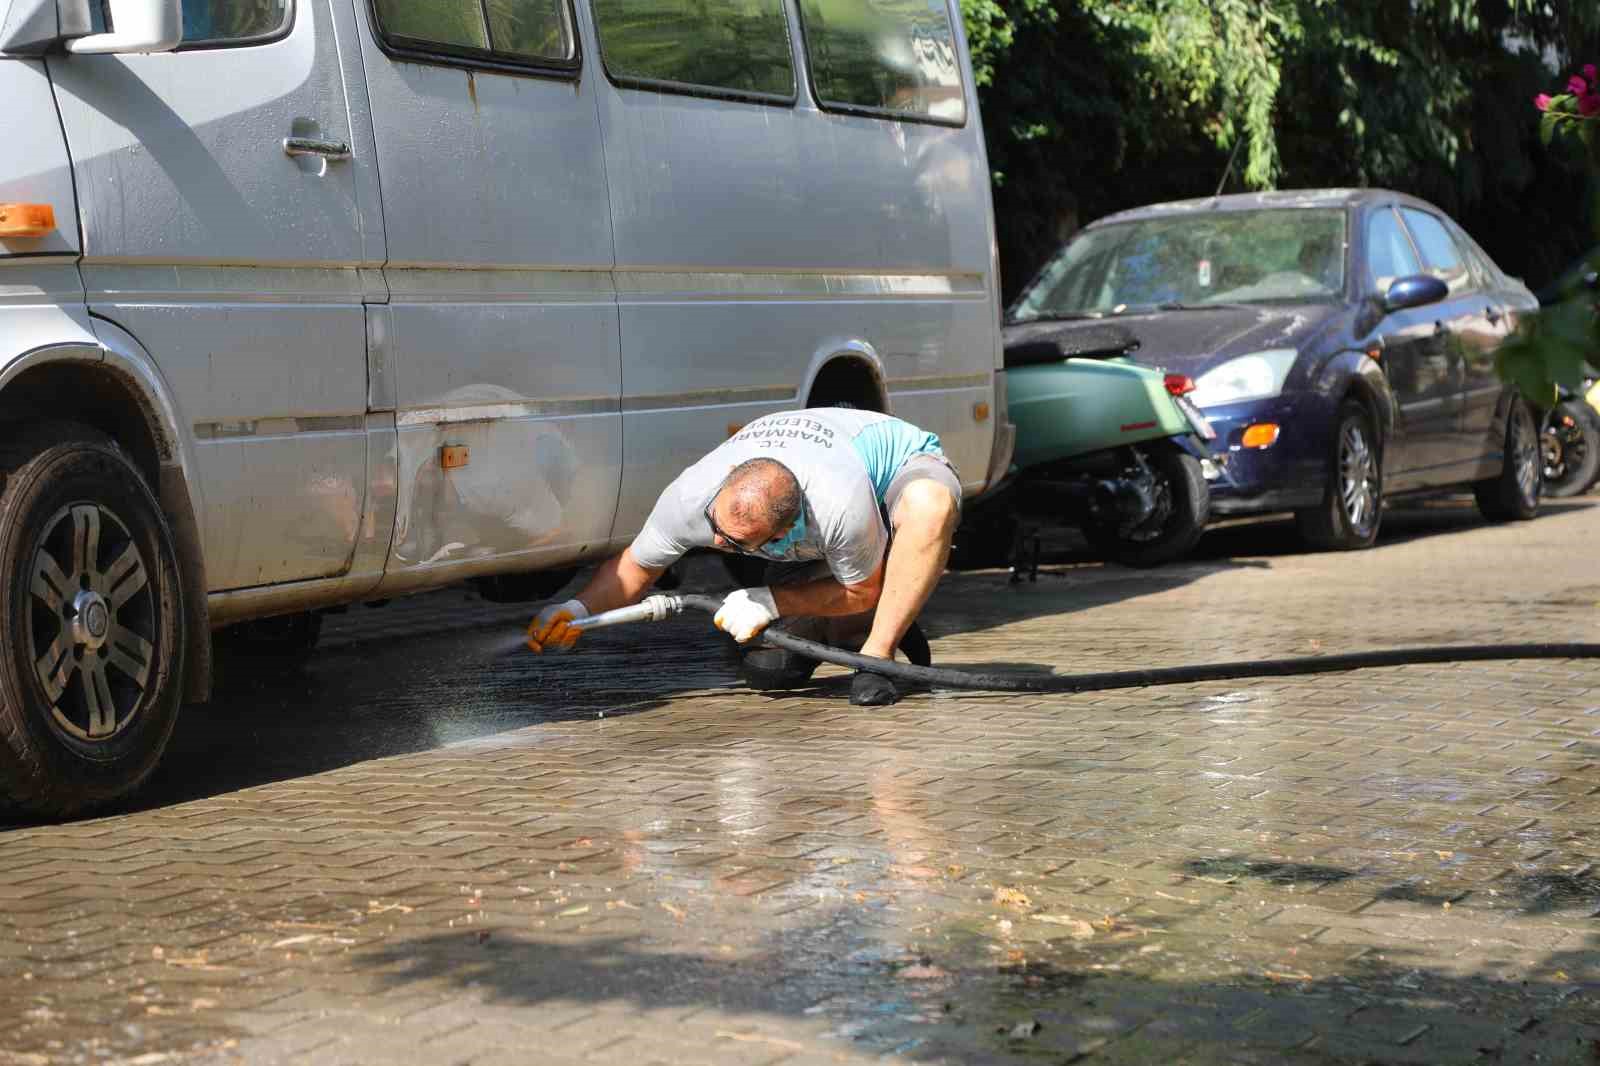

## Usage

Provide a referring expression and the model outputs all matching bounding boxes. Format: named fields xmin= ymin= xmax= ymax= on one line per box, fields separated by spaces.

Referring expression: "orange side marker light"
xmin=0 ymin=203 xmax=55 ymax=238
xmin=440 ymin=445 xmax=470 ymax=470
xmin=1241 ymin=423 xmax=1280 ymax=449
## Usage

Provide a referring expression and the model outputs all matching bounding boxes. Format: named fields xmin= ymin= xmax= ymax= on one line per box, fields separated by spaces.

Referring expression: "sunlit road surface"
xmin=2 ymin=496 xmax=1597 ymax=1065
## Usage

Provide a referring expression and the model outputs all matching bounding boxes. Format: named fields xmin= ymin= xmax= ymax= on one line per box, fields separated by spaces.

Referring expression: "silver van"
xmin=0 ymin=0 xmax=1011 ymax=814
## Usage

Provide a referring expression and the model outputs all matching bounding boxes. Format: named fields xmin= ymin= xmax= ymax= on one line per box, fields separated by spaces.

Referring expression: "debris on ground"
xmin=993 ymin=885 xmax=1032 ymax=908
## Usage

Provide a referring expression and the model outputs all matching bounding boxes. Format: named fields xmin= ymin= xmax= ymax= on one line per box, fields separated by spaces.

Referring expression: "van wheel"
xmin=1297 ymin=401 xmax=1383 ymax=550
xmin=0 ymin=423 xmax=185 ymax=819
xmin=1474 ymin=396 xmax=1542 ymax=521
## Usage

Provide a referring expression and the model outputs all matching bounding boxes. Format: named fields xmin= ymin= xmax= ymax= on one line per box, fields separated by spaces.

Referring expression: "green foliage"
xmin=961 ymin=0 xmax=1600 ymax=302
xmin=1496 ymin=290 xmax=1596 ymax=405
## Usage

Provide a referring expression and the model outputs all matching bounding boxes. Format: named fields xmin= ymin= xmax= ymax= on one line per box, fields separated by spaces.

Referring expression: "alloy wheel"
xmin=1339 ymin=420 xmax=1379 ymax=536
xmin=1512 ymin=405 xmax=1541 ymax=503
xmin=25 ymin=503 xmax=156 ymax=746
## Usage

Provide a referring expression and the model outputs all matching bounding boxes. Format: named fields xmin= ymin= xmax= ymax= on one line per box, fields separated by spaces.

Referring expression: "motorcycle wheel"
xmin=1540 ymin=399 xmax=1600 ymax=498
xmin=1083 ymin=445 xmax=1209 ymax=568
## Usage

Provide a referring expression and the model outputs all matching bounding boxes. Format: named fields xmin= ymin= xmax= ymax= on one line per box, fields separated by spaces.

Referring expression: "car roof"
xmin=1088 ymin=188 xmax=1445 ymax=229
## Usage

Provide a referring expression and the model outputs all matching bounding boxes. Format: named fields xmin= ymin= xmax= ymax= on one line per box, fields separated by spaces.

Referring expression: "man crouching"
xmin=526 ymin=408 xmax=961 ymax=706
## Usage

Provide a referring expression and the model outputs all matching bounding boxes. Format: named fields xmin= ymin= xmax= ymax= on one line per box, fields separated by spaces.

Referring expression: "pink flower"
xmin=1586 ymin=64 xmax=1599 ymax=82
xmin=1535 ymin=93 xmax=1553 ymax=111
xmin=1569 ymin=75 xmax=1588 ymax=95
xmin=1581 ymin=92 xmax=1600 ymax=117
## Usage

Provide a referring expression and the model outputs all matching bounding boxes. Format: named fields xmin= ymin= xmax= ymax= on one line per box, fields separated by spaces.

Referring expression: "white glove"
xmin=714 ymin=587 xmax=779 ymax=643
xmin=526 ymin=598 xmax=589 ymax=654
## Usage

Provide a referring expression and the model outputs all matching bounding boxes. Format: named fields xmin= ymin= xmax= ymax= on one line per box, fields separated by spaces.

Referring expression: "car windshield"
xmin=1011 ymin=208 xmax=1348 ymax=323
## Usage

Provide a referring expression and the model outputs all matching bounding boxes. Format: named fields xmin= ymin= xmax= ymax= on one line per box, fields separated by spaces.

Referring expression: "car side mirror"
xmin=66 ymin=0 xmax=183 ymax=54
xmin=1382 ymin=274 xmax=1449 ymax=313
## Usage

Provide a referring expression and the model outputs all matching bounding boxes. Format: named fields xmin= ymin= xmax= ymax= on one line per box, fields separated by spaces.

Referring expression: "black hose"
xmin=674 ymin=595 xmax=1600 ymax=693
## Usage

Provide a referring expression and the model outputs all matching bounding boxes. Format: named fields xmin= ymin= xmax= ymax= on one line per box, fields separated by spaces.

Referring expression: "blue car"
xmin=1005 ymin=189 xmax=1543 ymax=548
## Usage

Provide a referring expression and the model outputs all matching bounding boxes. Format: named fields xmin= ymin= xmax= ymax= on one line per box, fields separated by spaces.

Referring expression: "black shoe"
xmin=850 ymin=670 xmax=900 ymax=706
xmin=897 ymin=621 xmax=931 ymax=667
xmin=739 ymin=646 xmax=819 ymax=690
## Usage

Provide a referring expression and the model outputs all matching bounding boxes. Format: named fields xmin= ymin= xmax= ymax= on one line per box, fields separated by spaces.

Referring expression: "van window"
xmin=373 ymin=0 xmax=576 ymax=64
xmin=591 ymin=0 xmax=795 ymax=101
xmin=797 ymin=0 xmax=965 ymax=124
xmin=181 ymin=0 xmax=291 ymax=44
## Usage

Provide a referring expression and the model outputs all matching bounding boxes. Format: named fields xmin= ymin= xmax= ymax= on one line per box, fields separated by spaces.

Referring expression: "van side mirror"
xmin=1383 ymin=274 xmax=1448 ymax=313
xmin=66 ymin=0 xmax=182 ymax=54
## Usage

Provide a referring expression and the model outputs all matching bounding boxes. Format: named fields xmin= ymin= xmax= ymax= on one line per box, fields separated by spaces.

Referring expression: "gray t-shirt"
xmin=629 ymin=409 xmax=941 ymax=585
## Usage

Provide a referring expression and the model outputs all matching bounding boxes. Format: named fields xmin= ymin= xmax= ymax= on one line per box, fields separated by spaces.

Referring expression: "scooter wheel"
xmin=1540 ymin=399 xmax=1600 ymax=498
xmin=1085 ymin=446 xmax=1209 ymax=567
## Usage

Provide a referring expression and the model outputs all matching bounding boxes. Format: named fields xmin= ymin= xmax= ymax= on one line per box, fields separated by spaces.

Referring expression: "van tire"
xmin=0 ymin=423 xmax=185 ymax=819
xmin=1474 ymin=395 xmax=1542 ymax=522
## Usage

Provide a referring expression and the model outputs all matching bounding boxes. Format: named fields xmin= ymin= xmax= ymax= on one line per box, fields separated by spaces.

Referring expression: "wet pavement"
xmin=2 ymin=497 xmax=1599 ymax=1065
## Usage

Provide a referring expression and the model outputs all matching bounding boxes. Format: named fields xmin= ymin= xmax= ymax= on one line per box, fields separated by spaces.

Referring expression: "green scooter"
xmin=958 ymin=324 xmax=1224 ymax=569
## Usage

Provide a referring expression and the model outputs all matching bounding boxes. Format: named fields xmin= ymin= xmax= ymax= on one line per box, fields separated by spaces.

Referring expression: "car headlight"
xmin=1190 ymin=349 xmax=1299 ymax=408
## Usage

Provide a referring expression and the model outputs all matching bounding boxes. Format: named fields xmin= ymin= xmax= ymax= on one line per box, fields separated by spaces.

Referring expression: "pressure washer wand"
xmin=574 ymin=593 xmax=719 ymax=631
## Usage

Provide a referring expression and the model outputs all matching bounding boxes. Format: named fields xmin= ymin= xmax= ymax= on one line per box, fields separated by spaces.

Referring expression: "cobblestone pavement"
xmin=2 ymin=498 xmax=1598 ymax=1066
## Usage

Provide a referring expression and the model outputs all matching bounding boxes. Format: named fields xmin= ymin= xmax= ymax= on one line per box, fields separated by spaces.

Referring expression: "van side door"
xmin=48 ymin=1 xmax=380 ymax=592
xmin=589 ymin=0 xmax=996 ymax=539
xmin=351 ymin=0 xmax=623 ymax=588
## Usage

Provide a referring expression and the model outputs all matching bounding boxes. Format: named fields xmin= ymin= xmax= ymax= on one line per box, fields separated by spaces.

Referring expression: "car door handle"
xmin=283 ymin=137 xmax=351 ymax=161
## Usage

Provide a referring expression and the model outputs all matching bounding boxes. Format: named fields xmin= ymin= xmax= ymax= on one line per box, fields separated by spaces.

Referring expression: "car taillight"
xmin=1164 ymin=374 xmax=1196 ymax=397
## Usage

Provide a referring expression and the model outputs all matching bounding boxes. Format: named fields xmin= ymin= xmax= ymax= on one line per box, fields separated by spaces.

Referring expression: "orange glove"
xmin=526 ymin=598 xmax=589 ymax=654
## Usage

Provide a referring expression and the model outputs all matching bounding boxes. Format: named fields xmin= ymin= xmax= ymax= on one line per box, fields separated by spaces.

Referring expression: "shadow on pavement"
xmin=1181 ymin=856 xmax=1358 ymax=886
xmin=1192 ymin=495 xmax=1598 ymax=561
xmin=345 ymin=905 xmax=1600 ymax=1063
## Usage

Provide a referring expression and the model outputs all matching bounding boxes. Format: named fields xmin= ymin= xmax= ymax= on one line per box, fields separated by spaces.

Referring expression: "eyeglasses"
xmin=704 ymin=502 xmax=765 ymax=556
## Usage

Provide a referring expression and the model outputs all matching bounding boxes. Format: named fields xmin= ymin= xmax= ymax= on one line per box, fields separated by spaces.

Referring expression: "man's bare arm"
xmin=769 ymin=561 xmax=884 ymax=619
xmin=573 ymin=547 xmax=666 ymax=614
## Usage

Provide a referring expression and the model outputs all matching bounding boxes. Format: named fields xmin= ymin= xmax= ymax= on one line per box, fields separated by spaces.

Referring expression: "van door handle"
xmin=283 ymin=137 xmax=351 ymax=161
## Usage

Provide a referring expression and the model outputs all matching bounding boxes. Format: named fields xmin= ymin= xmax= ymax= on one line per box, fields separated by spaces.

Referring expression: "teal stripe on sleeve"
xmin=847 ymin=419 xmax=943 ymax=500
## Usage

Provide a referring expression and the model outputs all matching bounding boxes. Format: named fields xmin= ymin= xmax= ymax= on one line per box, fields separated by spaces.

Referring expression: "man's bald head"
xmin=710 ymin=459 xmax=802 ymax=549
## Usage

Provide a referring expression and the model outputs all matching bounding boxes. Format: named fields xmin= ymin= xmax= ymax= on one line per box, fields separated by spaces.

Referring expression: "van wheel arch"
xmin=0 ymin=363 xmax=211 ymax=704
xmin=805 ymin=357 xmax=887 ymax=412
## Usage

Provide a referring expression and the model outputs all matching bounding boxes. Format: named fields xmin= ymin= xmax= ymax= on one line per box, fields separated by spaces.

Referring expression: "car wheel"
xmin=0 ymin=423 xmax=186 ymax=818
xmin=1474 ymin=395 xmax=1542 ymax=521
xmin=1296 ymin=401 xmax=1383 ymax=551
xmin=1084 ymin=445 xmax=1209 ymax=567
xmin=1539 ymin=399 xmax=1600 ymax=498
